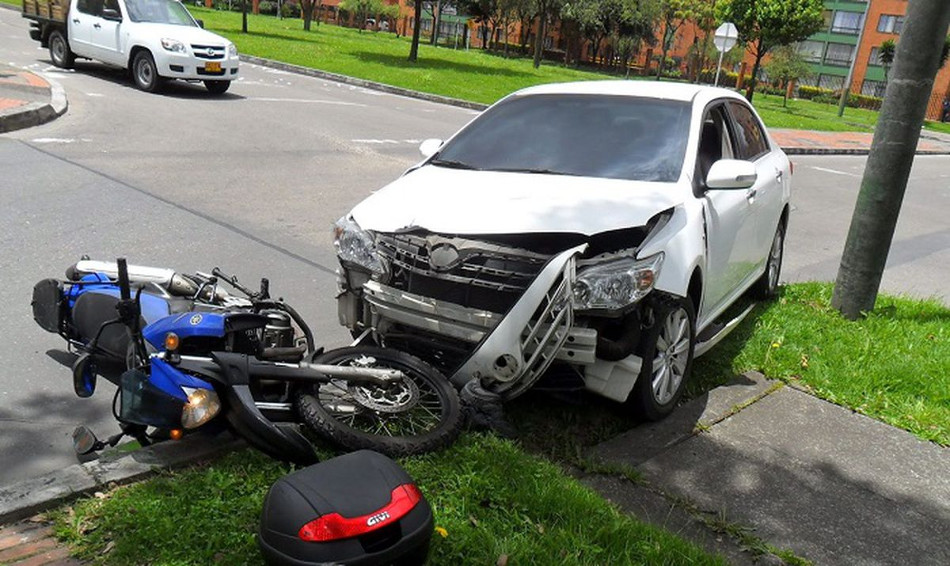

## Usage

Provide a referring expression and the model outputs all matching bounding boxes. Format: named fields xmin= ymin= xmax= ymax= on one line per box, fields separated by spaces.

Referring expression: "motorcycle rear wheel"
xmin=295 ymin=346 xmax=462 ymax=457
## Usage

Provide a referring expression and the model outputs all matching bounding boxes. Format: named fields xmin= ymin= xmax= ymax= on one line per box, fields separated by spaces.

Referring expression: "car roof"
xmin=510 ymin=80 xmax=745 ymax=106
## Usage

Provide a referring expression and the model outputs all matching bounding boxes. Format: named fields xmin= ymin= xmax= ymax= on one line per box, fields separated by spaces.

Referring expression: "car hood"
xmin=350 ymin=166 xmax=685 ymax=236
xmin=135 ymin=23 xmax=231 ymax=46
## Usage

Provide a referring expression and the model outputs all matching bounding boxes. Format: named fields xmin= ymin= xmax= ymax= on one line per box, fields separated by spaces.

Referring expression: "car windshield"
xmin=125 ymin=0 xmax=196 ymax=25
xmin=432 ymin=94 xmax=691 ymax=183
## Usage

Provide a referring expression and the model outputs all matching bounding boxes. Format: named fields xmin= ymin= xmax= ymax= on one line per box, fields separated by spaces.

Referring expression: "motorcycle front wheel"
xmin=295 ymin=346 xmax=463 ymax=457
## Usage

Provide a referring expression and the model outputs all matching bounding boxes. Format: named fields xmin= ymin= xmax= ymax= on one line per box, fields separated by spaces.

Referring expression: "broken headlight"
xmin=572 ymin=253 xmax=663 ymax=312
xmin=333 ymin=216 xmax=385 ymax=275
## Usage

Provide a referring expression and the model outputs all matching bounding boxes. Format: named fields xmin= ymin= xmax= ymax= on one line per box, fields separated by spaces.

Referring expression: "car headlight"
xmin=572 ymin=253 xmax=664 ymax=311
xmin=181 ymin=386 xmax=221 ymax=429
xmin=161 ymin=38 xmax=186 ymax=53
xmin=227 ymin=43 xmax=238 ymax=57
xmin=333 ymin=216 xmax=385 ymax=275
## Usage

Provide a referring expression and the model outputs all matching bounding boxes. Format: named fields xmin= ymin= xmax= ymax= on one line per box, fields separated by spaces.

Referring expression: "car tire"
xmin=750 ymin=221 xmax=785 ymax=300
xmin=629 ymin=295 xmax=695 ymax=421
xmin=49 ymin=30 xmax=74 ymax=69
xmin=204 ymin=80 xmax=230 ymax=95
xmin=131 ymin=51 xmax=162 ymax=93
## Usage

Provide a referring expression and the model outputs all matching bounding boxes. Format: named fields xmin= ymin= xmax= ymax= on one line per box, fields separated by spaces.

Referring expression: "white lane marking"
xmin=31 ymin=138 xmax=91 ymax=144
xmin=352 ymin=139 xmax=422 ymax=145
xmin=248 ymin=97 xmax=366 ymax=107
xmin=809 ymin=166 xmax=861 ymax=178
xmin=86 ymin=93 xmax=104 ymax=97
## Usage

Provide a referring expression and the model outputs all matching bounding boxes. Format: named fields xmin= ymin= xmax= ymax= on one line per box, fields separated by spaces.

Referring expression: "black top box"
xmin=259 ymin=450 xmax=433 ymax=566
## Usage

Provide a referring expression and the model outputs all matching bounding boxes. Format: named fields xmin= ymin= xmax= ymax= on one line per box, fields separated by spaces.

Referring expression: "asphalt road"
xmin=1 ymin=7 xmax=948 ymax=486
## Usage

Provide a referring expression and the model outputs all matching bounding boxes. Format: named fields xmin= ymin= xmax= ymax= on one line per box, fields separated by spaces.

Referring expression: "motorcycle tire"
xmin=295 ymin=346 xmax=463 ymax=457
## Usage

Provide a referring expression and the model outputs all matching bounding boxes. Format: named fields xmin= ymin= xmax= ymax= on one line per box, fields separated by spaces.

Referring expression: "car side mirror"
xmin=705 ymin=159 xmax=757 ymax=190
xmin=101 ymin=8 xmax=122 ymax=20
xmin=196 ymin=18 xmax=204 ymax=28
xmin=419 ymin=138 xmax=443 ymax=159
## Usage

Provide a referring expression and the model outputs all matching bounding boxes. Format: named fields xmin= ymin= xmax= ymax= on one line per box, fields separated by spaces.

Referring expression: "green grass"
xmin=52 ymin=435 xmax=726 ymax=566
xmin=694 ymin=283 xmax=949 ymax=446
xmin=0 ymin=0 xmax=20 ymax=7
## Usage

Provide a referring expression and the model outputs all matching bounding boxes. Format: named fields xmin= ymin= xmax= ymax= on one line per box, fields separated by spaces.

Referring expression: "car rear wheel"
xmin=629 ymin=296 xmax=695 ymax=421
xmin=750 ymin=221 xmax=785 ymax=299
xmin=131 ymin=51 xmax=162 ymax=93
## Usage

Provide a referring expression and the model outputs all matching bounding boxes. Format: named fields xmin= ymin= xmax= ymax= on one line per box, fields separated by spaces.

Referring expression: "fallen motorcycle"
xmin=31 ymin=258 xmax=462 ymax=464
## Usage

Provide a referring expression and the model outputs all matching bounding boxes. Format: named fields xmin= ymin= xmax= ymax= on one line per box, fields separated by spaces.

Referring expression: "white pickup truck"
xmin=23 ymin=0 xmax=239 ymax=94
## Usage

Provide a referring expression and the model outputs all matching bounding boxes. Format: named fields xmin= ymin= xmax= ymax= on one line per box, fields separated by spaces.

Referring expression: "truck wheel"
xmin=49 ymin=30 xmax=74 ymax=69
xmin=204 ymin=80 xmax=230 ymax=95
xmin=629 ymin=296 xmax=695 ymax=421
xmin=131 ymin=51 xmax=162 ymax=93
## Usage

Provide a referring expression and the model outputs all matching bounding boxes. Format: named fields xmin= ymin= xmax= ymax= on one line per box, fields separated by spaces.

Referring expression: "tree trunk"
xmin=745 ymin=43 xmax=765 ymax=102
xmin=431 ymin=0 xmax=441 ymax=46
xmin=533 ymin=16 xmax=545 ymax=69
xmin=831 ymin=0 xmax=950 ymax=319
xmin=241 ymin=0 xmax=248 ymax=33
xmin=302 ymin=0 xmax=313 ymax=31
xmin=408 ymin=0 xmax=423 ymax=61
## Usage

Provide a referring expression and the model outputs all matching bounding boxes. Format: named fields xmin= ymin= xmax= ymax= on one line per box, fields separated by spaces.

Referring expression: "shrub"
xmin=258 ymin=0 xmax=277 ymax=15
xmin=698 ymin=69 xmax=738 ymax=87
xmin=281 ymin=1 xmax=300 ymax=18
xmin=797 ymin=85 xmax=835 ymax=100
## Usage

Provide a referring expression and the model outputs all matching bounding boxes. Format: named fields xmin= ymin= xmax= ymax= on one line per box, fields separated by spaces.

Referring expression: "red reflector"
xmin=298 ymin=483 xmax=422 ymax=542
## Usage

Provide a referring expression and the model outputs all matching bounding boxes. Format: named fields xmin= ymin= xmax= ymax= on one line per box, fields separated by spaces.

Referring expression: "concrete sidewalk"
xmin=587 ymin=373 xmax=950 ymax=565
xmin=0 ymin=63 xmax=67 ymax=134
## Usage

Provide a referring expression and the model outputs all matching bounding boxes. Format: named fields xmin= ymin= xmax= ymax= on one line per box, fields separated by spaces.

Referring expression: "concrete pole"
xmin=831 ymin=0 xmax=950 ymax=318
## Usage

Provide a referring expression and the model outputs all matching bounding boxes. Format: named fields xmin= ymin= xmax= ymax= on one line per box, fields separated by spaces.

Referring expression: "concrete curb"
xmin=0 ymin=74 xmax=68 ymax=135
xmin=241 ymin=55 xmax=489 ymax=112
xmin=0 ymin=432 xmax=244 ymax=524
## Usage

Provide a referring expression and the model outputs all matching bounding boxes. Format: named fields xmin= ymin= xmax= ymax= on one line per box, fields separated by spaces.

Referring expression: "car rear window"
xmin=433 ymin=94 xmax=691 ymax=183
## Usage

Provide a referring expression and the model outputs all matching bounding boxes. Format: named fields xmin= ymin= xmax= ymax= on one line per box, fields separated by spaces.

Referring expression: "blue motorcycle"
xmin=31 ymin=258 xmax=462 ymax=464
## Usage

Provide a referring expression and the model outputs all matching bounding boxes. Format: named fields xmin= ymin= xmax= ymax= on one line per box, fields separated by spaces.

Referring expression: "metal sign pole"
xmin=715 ymin=49 xmax=726 ymax=86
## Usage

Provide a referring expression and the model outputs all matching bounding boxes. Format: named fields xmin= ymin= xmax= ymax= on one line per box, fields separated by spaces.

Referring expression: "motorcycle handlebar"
xmin=116 ymin=258 xmax=131 ymax=301
xmin=211 ymin=267 xmax=256 ymax=298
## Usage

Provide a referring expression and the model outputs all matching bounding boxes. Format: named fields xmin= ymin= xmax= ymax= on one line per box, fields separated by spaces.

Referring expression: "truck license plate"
xmin=205 ymin=62 xmax=221 ymax=73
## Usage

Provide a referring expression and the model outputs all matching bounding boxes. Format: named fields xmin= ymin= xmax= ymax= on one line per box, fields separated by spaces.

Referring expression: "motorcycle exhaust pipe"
xmin=70 ymin=260 xmax=199 ymax=297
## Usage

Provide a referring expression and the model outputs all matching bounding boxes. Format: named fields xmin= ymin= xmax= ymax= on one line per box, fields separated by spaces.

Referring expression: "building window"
xmin=818 ymin=74 xmax=844 ymax=91
xmin=797 ymin=40 xmax=825 ymax=63
xmin=824 ymin=43 xmax=855 ymax=67
xmin=861 ymin=80 xmax=886 ymax=98
xmin=878 ymin=15 xmax=903 ymax=34
xmin=831 ymin=11 xmax=863 ymax=35
xmin=868 ymin=47 xmax=881 ymax=66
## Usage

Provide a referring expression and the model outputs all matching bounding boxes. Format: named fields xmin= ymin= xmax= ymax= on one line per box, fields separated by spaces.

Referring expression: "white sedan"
xmin=333 ymin=81 xmax=791 ymax=419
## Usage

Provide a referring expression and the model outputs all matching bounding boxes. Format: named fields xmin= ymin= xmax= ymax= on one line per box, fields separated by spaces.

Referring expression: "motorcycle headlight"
xmin=227 ymin=43 xmax=238 ymax=57
xmin=161 ymin=38 xmax=186 ymax=53
xmin=572 ymin=253 xmax=664 ymax=312
xmin=180 ymin=386 xmax=221 ymax=429
xmin=333 ymin=216 xmax=385 ymax=275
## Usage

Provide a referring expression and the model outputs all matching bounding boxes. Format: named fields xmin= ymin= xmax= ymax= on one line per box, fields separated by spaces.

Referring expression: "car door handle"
xmin=746 ymin=188 xmax=757 ymax=202
xmin=775 ymin=170 xmax=784 ymax=182
xmin=73 ymin=18 xmax=80 ymax=23
xmin=93 ymin=23 xmax=101 ymax=29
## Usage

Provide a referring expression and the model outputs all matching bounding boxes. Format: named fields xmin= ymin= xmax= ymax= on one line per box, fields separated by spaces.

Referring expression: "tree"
xmin=655 ymin=0 xmax=697 ymax=80
xmin=764 ymin=45 xmax=812 ymax=106
xmin=878 ymin=39 xmax=896 ymax=82
xmin=716 ymin=0 xmax=823 ymax=102
xmin=531 ymin=0 xmax=565 ymax=69
xmin=409 ymin=0 xmax=424 ymax=60
xmin=831 ymin=0 xmax=950 ymax=319
xmin=302 ymin=0 xmax=317 ymax=31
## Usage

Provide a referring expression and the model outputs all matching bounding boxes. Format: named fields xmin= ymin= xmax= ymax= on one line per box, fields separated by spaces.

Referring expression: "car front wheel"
xmin=131 ymin=51 xmax=162 ymax=93
xmin=49 ymin=30 xmax=74 ymax=69
xmin=629 ymin=296 xmax=695 ymax=421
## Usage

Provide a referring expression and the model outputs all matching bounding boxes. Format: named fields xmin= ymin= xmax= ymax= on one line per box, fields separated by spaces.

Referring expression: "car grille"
xmin=192 ymin=45 xmax=225 ymax=60
xmin=375 ymin=232 xmax=550 ymax=313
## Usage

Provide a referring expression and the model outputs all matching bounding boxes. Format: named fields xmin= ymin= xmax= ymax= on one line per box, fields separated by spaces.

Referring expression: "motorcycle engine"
xmin=261 ymin=310 xmax=295 ymax=349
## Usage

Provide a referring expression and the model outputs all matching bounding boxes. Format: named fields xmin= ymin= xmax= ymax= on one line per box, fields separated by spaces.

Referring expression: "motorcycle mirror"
xmin=72 ymin=354 xmax=97 ymax=398
xmin=72 ymin=426 xmax=99 ymax=455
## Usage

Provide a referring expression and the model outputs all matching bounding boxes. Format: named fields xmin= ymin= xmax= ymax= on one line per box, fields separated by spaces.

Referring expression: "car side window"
xmin=696 ymin=105 xmax=735 ymax=185
xmin=77 ymin=0 xmax=103 ymax=16
xmin=103 ymin=0 xmax=121 ymax=15
xmin=727 ymin=101 xmax=770 ymax=161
